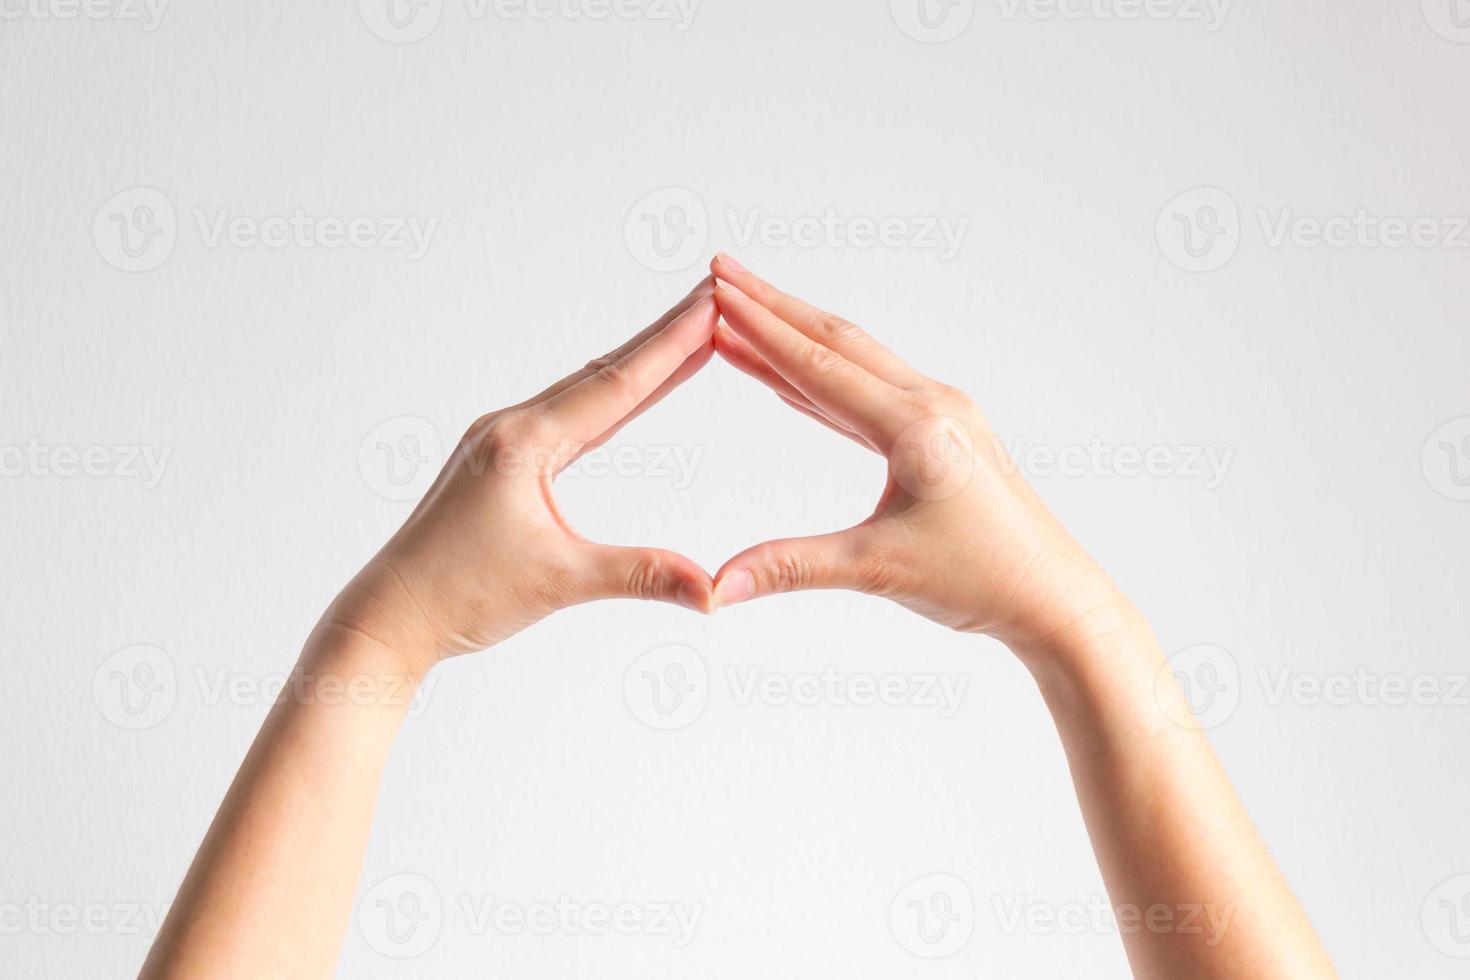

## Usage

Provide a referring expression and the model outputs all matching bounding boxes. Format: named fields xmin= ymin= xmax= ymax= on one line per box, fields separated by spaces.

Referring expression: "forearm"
xmin=1014 ymin=605 xmax=1336 ymax=979
xmin=141 ymin=625 xmax=423 ymax=980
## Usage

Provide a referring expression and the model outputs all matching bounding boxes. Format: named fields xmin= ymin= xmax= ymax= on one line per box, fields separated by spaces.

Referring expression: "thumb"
xmin=577 ymin=543 xmax=714 ymax=613
xmin=712 ymin=528 xmax=876 ymax=609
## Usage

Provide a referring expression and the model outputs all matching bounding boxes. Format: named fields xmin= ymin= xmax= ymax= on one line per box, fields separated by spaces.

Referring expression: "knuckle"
xmin=624 ymin=554 xmax=669 ymax=600
xmin=814 ymin=313 xmax=863 ymax=346
xmin=803 ymin=342 xmax=847 ymax=376
xmin=592 ymin=360 xmax=640 ymax=403
xmin=487 ymin=411 xmax=533 ymax=443
xmin=583 ymin=353 xmax=616 ymax=373
xmin=926 ymin=381 xmax=970 ymax=411
xmin=768 ymin=551 xmax=812 ymax=594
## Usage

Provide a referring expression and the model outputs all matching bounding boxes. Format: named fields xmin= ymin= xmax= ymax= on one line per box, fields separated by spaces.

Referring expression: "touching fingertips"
xmin=676 ymin=578 xmax=713 ymax=615
xmin=713 ymin=568 xmax=757 ymax=609
xmin=713 ymin=252 xmax=749 ymax=277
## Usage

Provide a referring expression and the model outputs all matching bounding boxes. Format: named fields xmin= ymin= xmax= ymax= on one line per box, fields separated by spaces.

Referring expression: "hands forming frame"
xmin=140 ymin=257 xmax=1337 ymax=979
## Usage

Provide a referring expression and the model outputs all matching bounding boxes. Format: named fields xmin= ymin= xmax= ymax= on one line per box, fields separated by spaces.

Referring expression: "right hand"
xmin=709 ymin=255 xmax=1128 ymax=655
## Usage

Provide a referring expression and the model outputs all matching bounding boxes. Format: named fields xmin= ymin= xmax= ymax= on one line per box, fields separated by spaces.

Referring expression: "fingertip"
xmin=677 ymin=577 xmax=715 ymax=615
xmin=713 ymin=252 xmax=749 ymax=278
xmin=711 ymin=568 xmax=757 ymax=610
xmin=670 ymin=294 xmax=719 ymax=347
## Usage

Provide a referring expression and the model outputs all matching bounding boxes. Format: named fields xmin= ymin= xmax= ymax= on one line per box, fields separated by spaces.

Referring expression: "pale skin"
xmin=141 ymin=260 xmax=1335 ymax=979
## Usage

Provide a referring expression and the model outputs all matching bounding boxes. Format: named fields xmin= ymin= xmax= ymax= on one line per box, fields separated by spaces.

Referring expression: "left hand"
xmin=324 ymin=278 xmax=720 ymax=677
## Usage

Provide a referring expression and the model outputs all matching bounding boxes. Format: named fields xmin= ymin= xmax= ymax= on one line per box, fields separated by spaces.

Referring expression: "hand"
xmin=326 ymin=278 xmax=720 ymax=676
xmin=708 ymin=255 xmax=1126 ymax=654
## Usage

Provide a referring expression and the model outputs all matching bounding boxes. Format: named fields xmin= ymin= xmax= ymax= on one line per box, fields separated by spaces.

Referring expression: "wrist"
xmin=1007 ymin=597 xmax=1165 ymax=719
xmin=318 ymin=560 xmax=446 ymax=683
xmin=291 ymin=623 xmax=430 ymax=715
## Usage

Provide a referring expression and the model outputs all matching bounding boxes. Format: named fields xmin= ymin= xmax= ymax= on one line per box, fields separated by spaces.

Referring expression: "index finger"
xmin=710 ymin=254 xmax=924 ymax=388
xmin=539 ymin=295 xmax=718 ymax=448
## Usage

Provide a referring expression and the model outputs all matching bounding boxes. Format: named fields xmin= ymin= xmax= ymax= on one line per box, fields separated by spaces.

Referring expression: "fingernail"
xmin=715 ymin=252 xmax=748 ymax=275
xmin=713 ymin=569 xmax=757 ymax=609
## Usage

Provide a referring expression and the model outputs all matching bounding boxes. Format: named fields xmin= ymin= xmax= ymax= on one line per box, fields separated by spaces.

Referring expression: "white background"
xmin=3 ymin=0 xmax=1469 ymax=976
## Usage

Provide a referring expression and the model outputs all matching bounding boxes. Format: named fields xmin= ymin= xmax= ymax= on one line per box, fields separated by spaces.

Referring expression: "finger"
xmin=777 ymin=394 xmax=874 ymax=450
xmin=711 ymin=254 xmax=924 ymax=388
xmin=715 ymin=325 xmax=822 ymax=413
xmin=715 ymin=324 xmax=874 ymax=450
xmin=574 ymin=542 xmax=714 ymax=613
xmin=512 ymin=277 xmax=715 ymax=412
xmin=540 ymin=295 xmax=718 ymax=448
xmin=576 ymin=338 xmax=714 ymax=457
xmin=714 ymin=280 xmax=915 ymax=448
xmin=712 ymin=527 xmax=877 ymax=608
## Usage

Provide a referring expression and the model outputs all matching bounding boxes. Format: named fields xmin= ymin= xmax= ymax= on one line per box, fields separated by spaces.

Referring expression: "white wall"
xmin=3 ymin=1 xmax=1469 ymax=976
